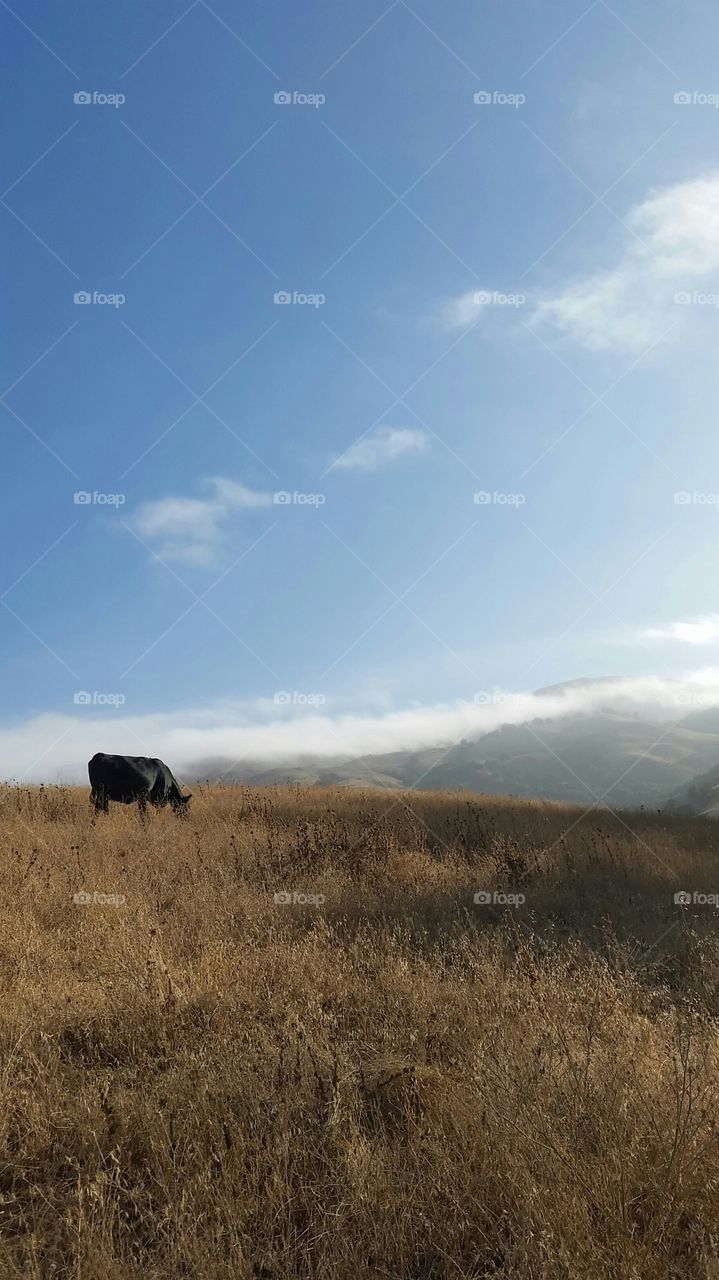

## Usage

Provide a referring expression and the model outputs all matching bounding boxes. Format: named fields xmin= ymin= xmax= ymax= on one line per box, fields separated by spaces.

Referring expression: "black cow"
xmin=89 ymin=753 xmax=192 ymax=815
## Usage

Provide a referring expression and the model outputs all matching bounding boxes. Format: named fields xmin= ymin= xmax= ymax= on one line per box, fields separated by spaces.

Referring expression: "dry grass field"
xmin=2 ymin=783 xmax=719 ymax=1278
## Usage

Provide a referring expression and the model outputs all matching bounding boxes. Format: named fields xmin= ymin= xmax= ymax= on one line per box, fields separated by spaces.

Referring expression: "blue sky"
xmin=4 ymin=0 xmax=719 ymax=777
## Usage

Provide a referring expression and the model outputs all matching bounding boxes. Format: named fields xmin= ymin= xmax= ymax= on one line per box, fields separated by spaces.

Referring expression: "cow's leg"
xmin=137 ymin=793 xmax=148 ymax=818
xmin=91 ymin=789 xmax=108 ymax=815
xmin=148 ymin=779 xmax=164 ymax=808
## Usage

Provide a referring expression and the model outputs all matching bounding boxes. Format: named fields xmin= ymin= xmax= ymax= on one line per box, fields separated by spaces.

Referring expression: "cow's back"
xmin=89 ymin=753 xmax=157 ymax=798
xmin=88 ymin=753 xmax=189 ymax=809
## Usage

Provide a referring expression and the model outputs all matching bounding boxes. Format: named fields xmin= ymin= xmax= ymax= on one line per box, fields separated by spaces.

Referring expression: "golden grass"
xmin=2 ymin=782 xmax=719 ymax=1277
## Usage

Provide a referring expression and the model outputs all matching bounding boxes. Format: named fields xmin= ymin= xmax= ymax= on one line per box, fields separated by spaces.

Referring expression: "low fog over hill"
xmin=8 ymin=674 xmax=719 ymax=810
xmin=188 ymin=678 xmax=719 ymax=809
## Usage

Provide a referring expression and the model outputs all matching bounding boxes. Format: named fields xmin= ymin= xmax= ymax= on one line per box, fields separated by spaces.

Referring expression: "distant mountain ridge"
xmin=667 ymin=757 xmax=719 ymax=816
xmin=188 ymin=697 xmax=719 ymax=809
xmin=533 ymin=676 xmax=620 ymax=697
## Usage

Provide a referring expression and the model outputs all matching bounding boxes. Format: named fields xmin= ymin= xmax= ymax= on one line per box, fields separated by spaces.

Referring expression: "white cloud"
xmin=8 ymin=670 xmax=719 ymax=783
xmin=441 ymin=290 xmax=485 ymax=329
xmin=641 ymin=614 xmax=719 ymax=645
xmin=532 ymin=173 xmax=719 ymax=352
xmin=128 ymin=477 xmax=272 ymax=565
xmin=440 ymin=288 xmax=526 ymax=330
xmin=331 ymin=426 xmax=430 ymax=472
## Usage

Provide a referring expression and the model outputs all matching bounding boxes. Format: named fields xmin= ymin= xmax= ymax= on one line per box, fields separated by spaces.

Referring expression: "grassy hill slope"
xmin=2 ymin=783 xmax=719 ymax=1275
xmin=190 ymin=711 xmax=719 ymax=807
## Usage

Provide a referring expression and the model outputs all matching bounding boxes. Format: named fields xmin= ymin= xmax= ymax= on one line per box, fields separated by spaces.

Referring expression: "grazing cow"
xmin=88 ymin=753 xmax=192 ymax=815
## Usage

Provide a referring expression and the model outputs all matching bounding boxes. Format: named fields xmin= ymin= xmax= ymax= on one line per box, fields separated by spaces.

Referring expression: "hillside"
xmin=668 ymin=759 xmax=719 ymax=815
xmin=189 ymin=709 xmax=719 ymax=807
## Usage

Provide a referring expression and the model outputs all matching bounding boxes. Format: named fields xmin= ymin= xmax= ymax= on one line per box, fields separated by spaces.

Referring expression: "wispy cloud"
xmin=10 ymin=670 xmax=719 ymax=782
xmin=439 ymin=288 xmax=525 ymax=330
xmin=640 ymin=614 xmax=719 ymax=645
xmin=532 ymin=173 xmax=719 ymax=352
xmin=440 ymin=175 xmax=719 ymax=352
xmin=441 ymin=290 xmax=486 ymax=329
xmin=128 ymin=477 xmax=272 ymax=565
xmin=330 ymin=426 xmax=430 ymax=472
